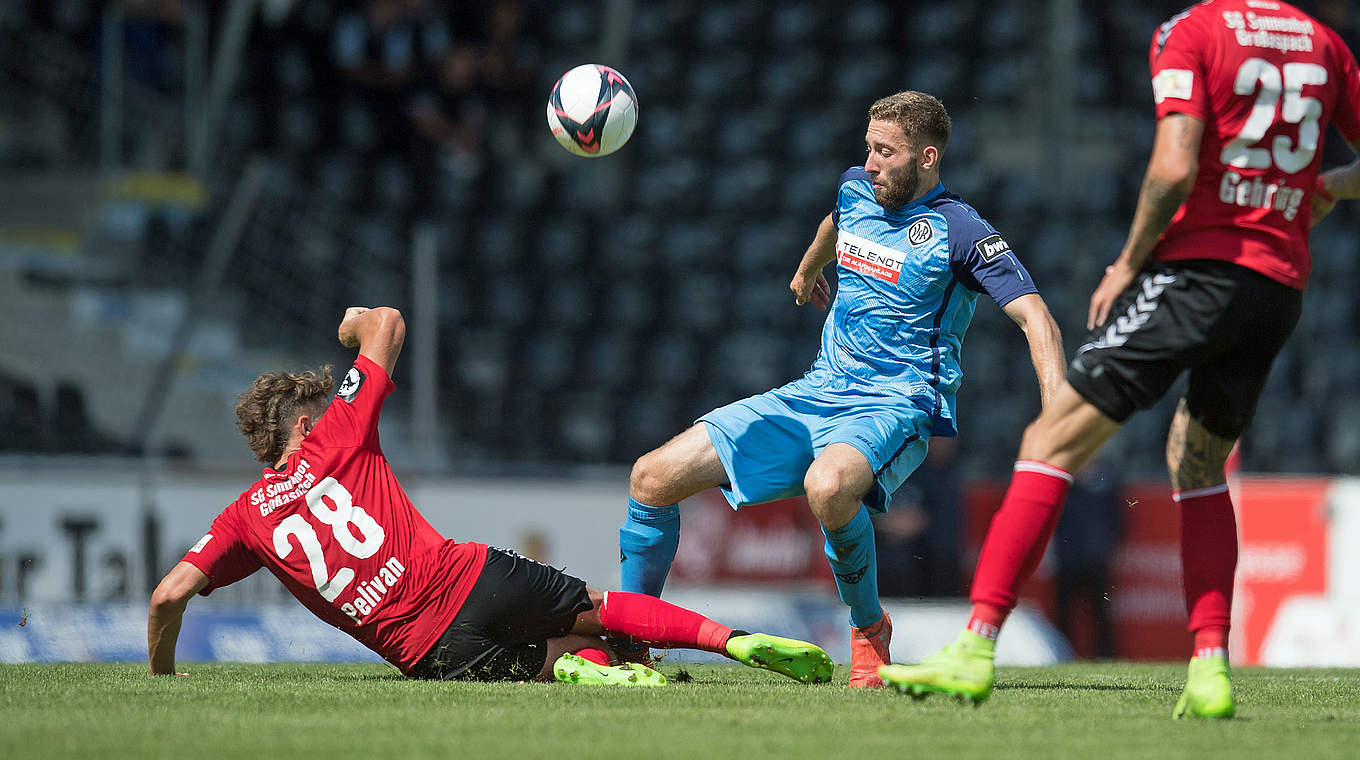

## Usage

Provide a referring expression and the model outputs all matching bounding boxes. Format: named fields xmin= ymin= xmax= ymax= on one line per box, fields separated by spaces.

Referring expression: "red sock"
xmin=573 ymin=647 xmax=611 ymax=666
xmin=599 ymin=592 xmax=734 ymax=654
xmin=1177 ymin=485 xmax=1236 ymax=657
xmin=968 ymin=462 xmax=1073 ymax=636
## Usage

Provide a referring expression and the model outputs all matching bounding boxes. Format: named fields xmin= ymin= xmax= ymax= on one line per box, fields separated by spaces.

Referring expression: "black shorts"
xmin=1068 ymin=260 xmax=1301 ymax=439
xmin=407 ymin=547 xmax=593 ymax=681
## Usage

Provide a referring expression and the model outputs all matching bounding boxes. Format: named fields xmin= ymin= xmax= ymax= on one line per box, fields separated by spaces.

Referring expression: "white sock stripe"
xmin=1172 ymin=484 xmax=1230 ymax=502
xmin=1012 ymin=460 xmax=1074 ymax=483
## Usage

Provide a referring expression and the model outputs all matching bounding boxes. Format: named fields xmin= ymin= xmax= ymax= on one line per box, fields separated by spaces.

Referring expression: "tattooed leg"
xmin=1165 ymin=398 xmax=1236 ymax=492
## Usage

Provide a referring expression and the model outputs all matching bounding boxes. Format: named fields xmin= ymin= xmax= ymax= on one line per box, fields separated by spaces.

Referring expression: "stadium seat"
xmin=694 ymin=5 xmax=759 ymax=48
xmin=689 ymin=53 xmax=754 ymax=106
xmin=760 ymin=52 xmax=824 ymax=106
xmin=708 ymin=159 xmax=775 ymax=214
xmin=769 ymin=2 xmax=823 ymax=47
xmin=831 ymin=49 xmax=897 ymax=105
xmin=838 ymin=2 xmax=891 ymax=46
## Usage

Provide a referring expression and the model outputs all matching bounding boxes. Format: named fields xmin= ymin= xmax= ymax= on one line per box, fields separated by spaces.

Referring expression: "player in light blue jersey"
xmin=617 ymin=91 xmax=1066 ymax=687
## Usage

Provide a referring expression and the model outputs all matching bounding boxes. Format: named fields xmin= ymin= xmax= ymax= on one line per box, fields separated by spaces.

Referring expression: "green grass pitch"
xmin=3 ymin=662 xmax=1358 ymax=759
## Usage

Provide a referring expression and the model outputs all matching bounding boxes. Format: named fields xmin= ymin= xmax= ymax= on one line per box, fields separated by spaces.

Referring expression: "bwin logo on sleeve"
xmin=337 ymin=366 xmax=365 ymax=402
xmin=975 ymin=234 xmax=1012 ymax=261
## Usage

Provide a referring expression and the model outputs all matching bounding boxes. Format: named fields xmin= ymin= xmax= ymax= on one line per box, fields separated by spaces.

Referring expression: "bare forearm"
xmin=1003 ymin=295 xmax=1066 ymax=408
xmin=796 ymin=214 xmax=838 ymax=278
xmin=147 ymin=602 xmax=185 ymax=675
xmin=338 ymin=307 xmax=400 ymax=347
xmin=1025 ymin=317 xmax=1066 ymax=408
xmin=337 ymin=306 xmax=405 ymax=376
xmin=1117 ymin=172 xmax=1191 ymax=272
xmin=1115 ymin=115 xmax=1201 ymax=272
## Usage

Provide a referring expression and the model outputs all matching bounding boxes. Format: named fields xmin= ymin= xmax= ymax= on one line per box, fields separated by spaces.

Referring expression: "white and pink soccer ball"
xmin=546 ymin=64 xmax=638 ymax=158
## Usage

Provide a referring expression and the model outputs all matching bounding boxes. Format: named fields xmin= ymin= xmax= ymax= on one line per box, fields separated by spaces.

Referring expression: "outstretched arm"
xmin=790 ymin=214 xmax=838 ymax=310
xmin=337 ymin=306 xmax=407 ymax=377
xmin=1002 ymin=293 xmax=1066 ymax=409
xmin=1311 ymin=140 xmax=1360 ymax=227
xmin=1088 ymin=113 xmax=1204 ymax=330
xmin=148 ymin=562 xmax=209 ymax=675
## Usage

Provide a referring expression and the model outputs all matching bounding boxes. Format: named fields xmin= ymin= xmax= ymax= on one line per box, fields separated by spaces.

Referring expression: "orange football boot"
xmin=848 ymin=610 xmax=892 ymax=688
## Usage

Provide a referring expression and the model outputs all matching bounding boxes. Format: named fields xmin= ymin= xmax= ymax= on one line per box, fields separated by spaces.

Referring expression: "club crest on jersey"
xmin=836 ymin=230 xmax=906 ymax=284
xmin=975 ymin=234 xmax=1012 ymax=261
xmin=337 ymin=367 xmax=364 ymax=402
xmin=907 ymin=219 xmax=933 ymax=246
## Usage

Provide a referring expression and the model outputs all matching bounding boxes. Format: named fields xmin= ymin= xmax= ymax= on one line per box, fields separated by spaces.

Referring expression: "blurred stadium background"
xmin=1 ymin=0 xmax=1358 ymax=669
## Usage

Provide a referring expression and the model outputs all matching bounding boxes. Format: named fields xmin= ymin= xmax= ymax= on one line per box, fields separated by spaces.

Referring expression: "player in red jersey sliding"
xmin=881 ymin=0 xmax=1360 ymax=717
xmin=148 ymin=306 xmax=833 ymax=686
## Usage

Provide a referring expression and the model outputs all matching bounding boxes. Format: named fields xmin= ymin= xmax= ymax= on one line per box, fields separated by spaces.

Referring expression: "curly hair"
xmin=867 ymin=90 xmax=951 ymax=152
xmin=234 ymin=366 xmax=334 ymax=463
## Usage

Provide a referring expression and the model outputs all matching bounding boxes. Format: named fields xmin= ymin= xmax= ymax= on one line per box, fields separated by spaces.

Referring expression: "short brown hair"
xmin=867 ymin=91 xmax=951 ymax=152
xmin=234 ymin=366 xmax=334 ymax=463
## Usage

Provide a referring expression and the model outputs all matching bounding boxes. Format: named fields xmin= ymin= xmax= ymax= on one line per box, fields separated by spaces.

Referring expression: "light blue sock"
xmin=619 ymin=498 xmax=680 ymax=597
xmin=822 ymin=505 xmax=882 ymax=629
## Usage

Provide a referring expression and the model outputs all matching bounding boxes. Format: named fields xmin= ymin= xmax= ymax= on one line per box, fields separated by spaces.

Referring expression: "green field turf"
xmin=3 ymin=662 xmax=1359 ymax=759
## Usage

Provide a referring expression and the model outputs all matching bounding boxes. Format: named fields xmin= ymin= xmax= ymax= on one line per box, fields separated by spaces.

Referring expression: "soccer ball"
xmin=546 ymin=64 xmax=637 ymax=158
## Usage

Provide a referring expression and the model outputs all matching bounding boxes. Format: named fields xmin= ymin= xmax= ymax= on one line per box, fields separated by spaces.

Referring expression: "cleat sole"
xmin=888 ymin=679 xmax=987 ymax=705
xmin=552 ymin=654 xmax=666 ymax=687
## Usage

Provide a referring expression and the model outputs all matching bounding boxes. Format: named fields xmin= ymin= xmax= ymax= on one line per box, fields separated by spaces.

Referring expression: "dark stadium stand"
xmin=2 ymin=0 xmax=1358 ymax=476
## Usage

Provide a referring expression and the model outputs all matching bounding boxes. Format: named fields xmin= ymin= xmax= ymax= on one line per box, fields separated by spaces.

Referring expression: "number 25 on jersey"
xmin=1221 ymin=58 xmax=1328 ymax=174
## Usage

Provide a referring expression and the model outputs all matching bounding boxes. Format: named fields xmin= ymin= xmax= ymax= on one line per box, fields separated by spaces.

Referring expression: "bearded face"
xmin=872 ymin=159 xmax=920 ymax=209
xmin=864 ymin=119 xmax=924 ymax=210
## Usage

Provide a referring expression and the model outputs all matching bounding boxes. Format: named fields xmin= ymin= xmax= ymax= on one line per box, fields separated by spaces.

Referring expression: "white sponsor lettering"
xmin=1245 ymin=12 xmax=1314 ymax=34
xmin=1218 ymin=170 xmax=1305 ymax=220
xmin=976 ymin=234 xmax=1012 ymax=260
xmin=251 ymin=457 xmax=317 ymax=517
xmin=1152 ymin=68 xmax=1194 ymax=103
xmin=1223 ymin=9 xmax=1315 ymax=52
xmin=836 ymin=230 xmax=907 ymax=284
xmin=1234 ymin=28 xmax=1314 ymax=52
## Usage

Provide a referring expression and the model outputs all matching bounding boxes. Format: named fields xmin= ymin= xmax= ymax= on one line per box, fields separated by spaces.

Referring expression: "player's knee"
xmin=1017 ymin=419 xmax=1052 ymax=460
xmin=628 ymin=450 xmax=669 ymax=503
xmin=803 ymin=466 xmax=851 ymax=509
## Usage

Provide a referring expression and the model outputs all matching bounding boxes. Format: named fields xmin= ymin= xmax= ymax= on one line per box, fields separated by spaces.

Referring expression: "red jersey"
xmin=181 ymin=354 xmax=487 ymax=673
xmin=1148 ymin=0 xmax=1360 ymax=290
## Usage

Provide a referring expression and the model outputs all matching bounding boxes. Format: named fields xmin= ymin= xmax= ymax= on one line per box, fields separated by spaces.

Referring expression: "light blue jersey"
xmin=700 ymin=167 xmax=1037 ymax=512
xmin=793 ymin=168 xmax=1037 ymax=437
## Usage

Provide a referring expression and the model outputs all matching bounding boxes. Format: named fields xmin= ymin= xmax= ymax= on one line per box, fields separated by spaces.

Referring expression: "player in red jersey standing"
xmin=148 ymin=306 xmax=833 ymax=686
xmin=880 ymin=0 xmax=1360 ymax=717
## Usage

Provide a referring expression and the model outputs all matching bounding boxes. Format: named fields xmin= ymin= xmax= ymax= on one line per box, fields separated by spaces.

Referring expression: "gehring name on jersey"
xmin=1220 ymin=171 xmax=1306 ymax=220
xmin=836 ymin=230 xmax=910 ymax=284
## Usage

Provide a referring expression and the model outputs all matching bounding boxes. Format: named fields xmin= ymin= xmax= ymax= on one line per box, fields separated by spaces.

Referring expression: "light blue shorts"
xmin=698 ymin=389 xmax=932 ymax=513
